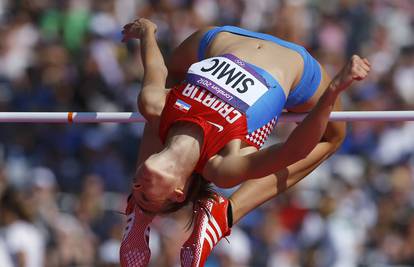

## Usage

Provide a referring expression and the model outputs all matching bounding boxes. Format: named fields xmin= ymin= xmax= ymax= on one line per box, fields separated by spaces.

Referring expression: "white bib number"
xmin=186 ymin=55 xmax=268 ymax=111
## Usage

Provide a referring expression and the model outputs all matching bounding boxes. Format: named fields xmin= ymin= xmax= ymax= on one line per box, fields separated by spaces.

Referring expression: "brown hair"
xmin=160 ymin=173 xmax=216 ymax=214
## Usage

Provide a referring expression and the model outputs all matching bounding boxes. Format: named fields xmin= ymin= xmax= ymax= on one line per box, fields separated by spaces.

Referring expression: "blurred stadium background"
xmin=0 ymin=0 xmax=413 ymax=266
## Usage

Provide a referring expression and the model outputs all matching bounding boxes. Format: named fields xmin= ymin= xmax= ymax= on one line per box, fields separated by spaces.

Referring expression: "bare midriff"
xmin=204 ymin=31 xmax=304 ymax=97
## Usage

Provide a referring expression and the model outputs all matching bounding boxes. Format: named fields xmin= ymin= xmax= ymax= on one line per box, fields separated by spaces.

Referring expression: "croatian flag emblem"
xmin=173 ymin=99 xmax=191 ymax=112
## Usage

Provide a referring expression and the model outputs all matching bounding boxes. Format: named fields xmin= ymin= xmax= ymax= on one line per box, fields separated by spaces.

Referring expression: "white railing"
xmin=0 ymin=111 xmax=413 ymax=123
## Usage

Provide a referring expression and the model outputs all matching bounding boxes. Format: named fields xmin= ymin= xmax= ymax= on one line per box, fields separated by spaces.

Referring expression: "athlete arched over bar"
xmin=119 ymin=18 xmax=371 ymax=267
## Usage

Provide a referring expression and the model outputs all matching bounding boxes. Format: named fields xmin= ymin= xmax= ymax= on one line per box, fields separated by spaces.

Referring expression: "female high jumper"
xmin=119 ymin=18 xmax=370 ymax=267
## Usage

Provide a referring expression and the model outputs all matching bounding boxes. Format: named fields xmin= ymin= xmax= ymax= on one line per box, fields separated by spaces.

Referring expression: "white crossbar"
xmin=0 ymin=111 xmax=413 ymax=123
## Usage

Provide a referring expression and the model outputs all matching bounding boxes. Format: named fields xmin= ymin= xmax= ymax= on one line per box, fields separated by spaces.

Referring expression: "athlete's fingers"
xmin=350 ymin=61 xmax=368 ymax=81
xmin=350 ymin=56 xmax=370 ymax=78
xmin=359 ymin=62 xmax=371 ymax=72
xmin=121 ymin=29 xmax=132 ymax=36
xmin=351 ymin=54 xmax=362 ymax=61
xmin=357 ymin=64 xmax=368 ymax=75
xmin=352 ymin=68 xmax=368 ymax=81
xmin=123 ymin=23 xmax=133 ymax=30
xmin=122 ymin=24 xmax=135 ymax=37
xmin=363 ymin=58 xmax=371 ymax=66
xmin=357 ymin=58 xmax=371 ymax=73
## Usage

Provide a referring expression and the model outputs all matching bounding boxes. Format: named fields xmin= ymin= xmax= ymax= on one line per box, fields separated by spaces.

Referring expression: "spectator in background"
xmin=0 ymin=0 xmax=412 ymax=266
xmin=0 ymin=186 xmax=45 ymax=267
xmin=27 ymin=166 xmax=61 ymax=267
xmin=98 ymin=213 xmax=124 ymax=267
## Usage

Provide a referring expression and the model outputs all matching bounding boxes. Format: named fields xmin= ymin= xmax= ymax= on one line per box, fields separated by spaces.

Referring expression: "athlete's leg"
xmin=166 ymin=27 xmax=215 ymax=86
xmin=229 ymin=124 xmax=343 ymax=224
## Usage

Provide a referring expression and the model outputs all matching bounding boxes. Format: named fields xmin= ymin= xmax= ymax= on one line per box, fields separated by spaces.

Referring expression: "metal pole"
xmin=0 ymin=111 xmax=413 ymax=123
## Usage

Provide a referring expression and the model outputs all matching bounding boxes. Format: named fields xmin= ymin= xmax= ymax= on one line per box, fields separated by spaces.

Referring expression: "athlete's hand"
xmin=347 ymin=55 xmax=370 ymax=81
xmin=122 ymin=18 xmax=158 ymax=42
xmin=331 ymin=55 xmax=371 ymax=92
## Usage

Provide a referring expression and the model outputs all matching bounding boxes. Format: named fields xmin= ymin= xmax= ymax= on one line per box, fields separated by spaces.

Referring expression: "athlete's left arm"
xmin=123 ymin=18 xmax=168 ymax=129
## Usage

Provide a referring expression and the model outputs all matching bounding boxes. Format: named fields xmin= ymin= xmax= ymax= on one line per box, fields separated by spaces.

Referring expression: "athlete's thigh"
xmin=167 ymin=27 xmax=215 ymax=85
xmin=286 ymin=64 xmax=334 ymax=112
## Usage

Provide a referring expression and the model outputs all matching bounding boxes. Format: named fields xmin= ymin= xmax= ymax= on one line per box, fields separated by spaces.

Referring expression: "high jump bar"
xmin=0 ymin=111 xmax=413 ymax=123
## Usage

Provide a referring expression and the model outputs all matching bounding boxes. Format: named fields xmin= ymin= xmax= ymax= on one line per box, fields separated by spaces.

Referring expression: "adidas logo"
xmin=204 ymin=215 xmax=223 ymax=249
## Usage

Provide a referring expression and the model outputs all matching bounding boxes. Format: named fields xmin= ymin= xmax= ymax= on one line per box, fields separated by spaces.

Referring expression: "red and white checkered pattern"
xmin=120 ymin=198 xmax=154 ymax=267
xmin=245 ymin=117 xmax=277 ymax=147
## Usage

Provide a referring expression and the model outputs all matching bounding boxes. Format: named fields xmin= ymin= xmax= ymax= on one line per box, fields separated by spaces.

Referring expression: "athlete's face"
xmin=133 ymin=160 xmax=186 ymax=214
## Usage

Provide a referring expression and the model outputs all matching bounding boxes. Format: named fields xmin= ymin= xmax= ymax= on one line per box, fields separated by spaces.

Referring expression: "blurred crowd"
xmin=0 ymin=0 xmax=413 ymax=266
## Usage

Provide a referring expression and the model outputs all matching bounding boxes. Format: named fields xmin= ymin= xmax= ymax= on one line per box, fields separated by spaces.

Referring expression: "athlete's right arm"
xmin=277 ymin=65 xmax=347 ymax=191
xmin=204 ymin=55 xmax=371 ymax=187
xmin=123 ymin=18 xmax=168 ymax=129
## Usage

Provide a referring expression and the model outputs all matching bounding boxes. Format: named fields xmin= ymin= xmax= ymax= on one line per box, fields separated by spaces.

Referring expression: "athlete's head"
xmin=132 ymin=156 xmax=214 ymax=214
xmin=132 ymin=156 xmax=187 ymax=214
xmin=133 ymin=121 xmax=209 ymax=214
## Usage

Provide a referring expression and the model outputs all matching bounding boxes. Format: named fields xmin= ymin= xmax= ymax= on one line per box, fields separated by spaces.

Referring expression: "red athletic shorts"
xmin=159 ymin=83 xmax=254 ymax=173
